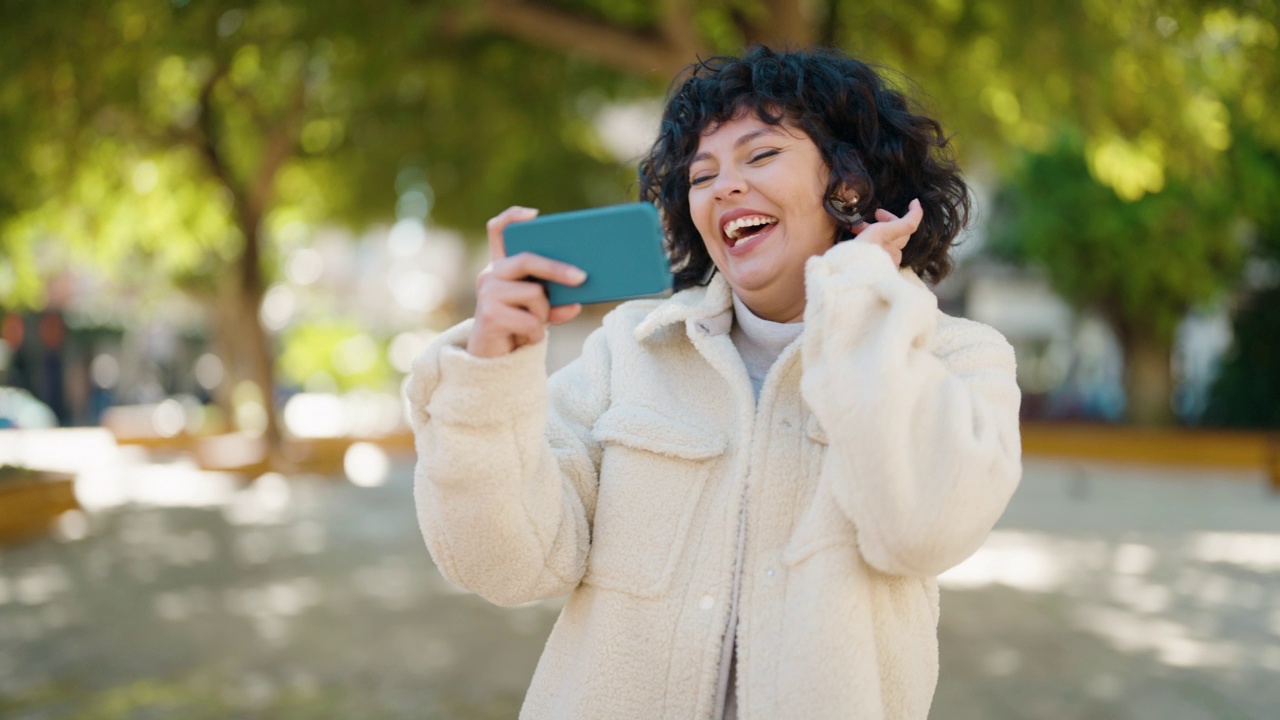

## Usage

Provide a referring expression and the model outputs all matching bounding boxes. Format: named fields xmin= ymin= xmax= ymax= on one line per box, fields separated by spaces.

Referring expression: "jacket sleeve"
xmin=403 ymin=320 xmax=611 ymax=606
xmin=800 ymin=240 xmax=1022 ymax=578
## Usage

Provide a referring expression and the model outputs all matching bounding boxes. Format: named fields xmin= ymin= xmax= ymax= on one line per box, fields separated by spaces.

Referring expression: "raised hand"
xmin=466 ymin=206 xmax=586 ymax=358
xmin=849 ymin=198 xmax=923 ymax=268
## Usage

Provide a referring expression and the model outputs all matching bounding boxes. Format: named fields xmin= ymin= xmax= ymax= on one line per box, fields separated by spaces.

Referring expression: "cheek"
xmin=794 ymin=199 xmax=838 ymax=251
xmin=688 ymin=193 xmax=718 ymax=247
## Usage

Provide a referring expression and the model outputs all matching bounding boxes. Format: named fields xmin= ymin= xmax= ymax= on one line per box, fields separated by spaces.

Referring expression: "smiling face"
xmin=687 ymin=113 xmax=838 ymax=322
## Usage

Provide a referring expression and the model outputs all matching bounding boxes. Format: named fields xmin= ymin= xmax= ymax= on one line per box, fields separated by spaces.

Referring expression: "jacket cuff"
xmin=407 ymin=320 xmax=548 ymax=428
xmin=808 ymin=238 xmax=899 ymax=282
xmin=806 ymin=239 xmax=934 ymax=298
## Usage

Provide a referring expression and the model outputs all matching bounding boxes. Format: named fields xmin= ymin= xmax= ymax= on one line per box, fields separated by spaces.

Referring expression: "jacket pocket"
xmin=586 ymin=403 xmax=726 ymax=598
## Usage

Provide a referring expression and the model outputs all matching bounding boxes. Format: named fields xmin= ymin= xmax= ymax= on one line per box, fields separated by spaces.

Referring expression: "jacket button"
xmin=699 ymin=594 xmax=714 ymax=610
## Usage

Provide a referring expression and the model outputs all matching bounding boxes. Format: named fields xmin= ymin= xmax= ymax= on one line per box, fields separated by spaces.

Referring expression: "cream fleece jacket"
xmin=405 ymin=240 xmax=1023 ymax=720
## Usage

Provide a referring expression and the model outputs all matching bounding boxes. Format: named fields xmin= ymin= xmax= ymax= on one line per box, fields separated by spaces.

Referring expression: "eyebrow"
xmin=690 ymin=127 xmax=787 ymax=166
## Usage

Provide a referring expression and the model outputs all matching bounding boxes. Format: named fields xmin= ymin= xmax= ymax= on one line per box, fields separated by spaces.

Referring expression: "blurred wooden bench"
xmin=0 ymin=468 xmax=78 ymax=544
xmin=1021 ymin=423 xmax=1280 ymax=490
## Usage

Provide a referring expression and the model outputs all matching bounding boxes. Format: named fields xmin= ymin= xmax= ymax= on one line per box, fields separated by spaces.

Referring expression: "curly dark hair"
xmin=638 ymin=45 xmax=970 ymax=290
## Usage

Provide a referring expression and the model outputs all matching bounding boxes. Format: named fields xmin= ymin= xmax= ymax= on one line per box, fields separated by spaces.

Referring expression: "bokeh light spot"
xmin=344 ymin=442 xmax=389 ymax=487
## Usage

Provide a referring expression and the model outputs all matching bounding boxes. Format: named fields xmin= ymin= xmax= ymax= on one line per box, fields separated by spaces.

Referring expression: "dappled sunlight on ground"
xmin=942 ymin=528 xmax=1280 ymax=674
xmin=1 ymin=445 xmax=1277 ymax=718
xmin=0 ymin=451 xmax=542 ymax=718
xmin=935 ymin=459 xmax=1280 ymax=719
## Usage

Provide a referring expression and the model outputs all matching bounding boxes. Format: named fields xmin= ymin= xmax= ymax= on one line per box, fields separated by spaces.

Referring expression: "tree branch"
xmin=247 ymin=76 xmax=306 ymax=224
xmin=192 ymin=63 xmax=285 ymax=447
xmin=193 ymin=66 xmax=264 ymax=302
xmin=659 ymin=0 xmax=703 ymax=61
xmin=479 ymin=0 xmax=689 ymax=77
xmin=194 ymin=65 xmax=249 ymax=223
xmin=754 ymin=0 xmax=817 ymax=48
xmin=818 ymin=0 xmax=840 ymax=47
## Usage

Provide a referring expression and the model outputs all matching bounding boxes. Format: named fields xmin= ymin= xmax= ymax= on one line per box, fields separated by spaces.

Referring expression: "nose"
xmin=711 ymin=166 xmax=747 ymax=200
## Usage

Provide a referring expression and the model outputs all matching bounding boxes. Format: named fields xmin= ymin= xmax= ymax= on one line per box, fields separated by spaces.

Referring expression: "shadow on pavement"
xmin=1 ymin=454 xmax=1276 ymax=719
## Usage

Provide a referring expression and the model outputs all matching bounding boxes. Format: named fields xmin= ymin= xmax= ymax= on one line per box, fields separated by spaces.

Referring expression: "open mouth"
xmin=722 ymin=214 xmax=778 ymax=247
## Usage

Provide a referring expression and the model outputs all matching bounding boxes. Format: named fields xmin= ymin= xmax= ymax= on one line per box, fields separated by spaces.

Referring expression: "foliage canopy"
xmin=1 ymin=0 xmax=1278 ymax=427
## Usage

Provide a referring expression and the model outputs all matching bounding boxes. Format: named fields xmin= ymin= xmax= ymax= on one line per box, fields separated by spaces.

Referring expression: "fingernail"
xmin=570 ymin=269 xmax=587 ymax=283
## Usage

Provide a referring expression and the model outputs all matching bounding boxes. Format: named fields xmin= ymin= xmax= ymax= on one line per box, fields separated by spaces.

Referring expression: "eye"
xmin=749 ymin=149 xmax=781 ymax=163
xmin=689 ymin=173 xmax=714 ymax=186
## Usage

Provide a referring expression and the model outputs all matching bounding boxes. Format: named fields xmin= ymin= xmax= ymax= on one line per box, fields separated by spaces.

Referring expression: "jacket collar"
xmin=633 ymin=263 xmax=931 ymax=343
xmin=634 ymin=272 xmax=734 ymax=342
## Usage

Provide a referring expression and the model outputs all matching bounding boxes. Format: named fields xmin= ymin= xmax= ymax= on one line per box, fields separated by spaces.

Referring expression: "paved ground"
xmin=0 ymin=434 xmax=1277 ymax=719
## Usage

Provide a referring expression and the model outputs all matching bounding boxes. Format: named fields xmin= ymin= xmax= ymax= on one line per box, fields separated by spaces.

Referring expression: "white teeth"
xmin=724 ymin=215 xmax=778 ymax=241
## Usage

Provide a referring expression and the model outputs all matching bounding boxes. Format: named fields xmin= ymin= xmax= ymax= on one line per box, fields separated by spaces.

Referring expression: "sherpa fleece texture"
xmin=405 ymin=240 xmax=1023 ymax=720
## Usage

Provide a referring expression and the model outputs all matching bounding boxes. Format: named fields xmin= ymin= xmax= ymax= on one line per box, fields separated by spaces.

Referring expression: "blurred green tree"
xmin=989 ymin=140 xmax=1245 ymax=425
xmin=472 ymin=1 xmax=1279 ymax=178
xmin=477 ymin=0 xmax=1279 ymax=427
xmin=0 ymin=0 xmax=639 ymax=444
xmin=2 ymin=0 xmax=1278 ymax=434
xmin=1202 ymin=284 xmax=1280 ymax=428
xmin=1202 ymin=137 xmax=1280 ymax=428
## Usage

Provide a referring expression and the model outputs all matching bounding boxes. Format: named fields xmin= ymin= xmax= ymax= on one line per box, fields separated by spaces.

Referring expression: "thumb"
xmin=905 ymin=198 xmax=923 ymax=226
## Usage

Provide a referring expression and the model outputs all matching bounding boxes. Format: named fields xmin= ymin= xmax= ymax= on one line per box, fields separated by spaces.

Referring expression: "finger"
xmin=877 ymin=236 xmax=907 ymax=259
xmin=902 ymin=198 xmax=923 ymax=232
xmin=492 ymin=252 xmax=587 ymax=286
xmin=548 ymin=303 xmax=582 ymax=325
xmin=508 ymin=306 xmax=547 ymax=347
xmin=516 ymin=324 xmax=547 ymax=348
xmin=476 ymin=276 xmax=552 ymax=326
xmin=466 ymin=330 xmax=512 ymax=359
xmin=478 ymin=302 xmax=544 ymax=345
xmin=889 ymin=224 xmax=912 ymax=251
xmin=873 ymin=208 xmax=899 ymax=223
xmin=891 ymin=200 xmax=923 ymax=248
xmin=906 ymin=198 xmax=923 ymax=220
xmin=485 ymin=206 xmax=540 ymax=262
xmin=488 ymin=278 xmax=552 ymax=323
xmin=469 ymin=304 xmax=521 ymax=358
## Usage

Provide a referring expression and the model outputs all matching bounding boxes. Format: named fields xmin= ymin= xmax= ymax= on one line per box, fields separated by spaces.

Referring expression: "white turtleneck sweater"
xmin=716 ymin=293 xmax=805 ymax=720
xmin=729 ymin=293 xmax=806 ymax=400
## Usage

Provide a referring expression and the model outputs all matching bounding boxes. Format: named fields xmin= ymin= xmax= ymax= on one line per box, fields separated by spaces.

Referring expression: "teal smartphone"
xmin=502 ymin=202 xmax=672 ymax=307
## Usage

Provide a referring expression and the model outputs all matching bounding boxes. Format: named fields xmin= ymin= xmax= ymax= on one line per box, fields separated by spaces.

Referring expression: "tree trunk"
xmin=1121 ymin=329 xmax=1174 ymax=426
xmin=205 ymin=283 xmax=240 ymax=431
xmin=191 ymin=63 xmax=295 ymax=454
xmin=234 ymin=225 xmax=282 ymax=448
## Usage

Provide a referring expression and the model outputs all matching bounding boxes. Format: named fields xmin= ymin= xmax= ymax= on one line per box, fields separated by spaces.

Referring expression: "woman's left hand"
xmin=850 ymin=198 xmax=923 ymax=268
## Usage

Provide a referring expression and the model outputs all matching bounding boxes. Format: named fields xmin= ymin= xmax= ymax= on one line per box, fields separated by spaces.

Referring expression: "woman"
xmin=405 ymin=46 xmax=1022 ymax=719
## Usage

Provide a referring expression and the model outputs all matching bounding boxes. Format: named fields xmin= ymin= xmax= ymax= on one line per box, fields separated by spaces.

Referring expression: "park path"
xmin=1 ymin=440 xmax=1277 ymax=719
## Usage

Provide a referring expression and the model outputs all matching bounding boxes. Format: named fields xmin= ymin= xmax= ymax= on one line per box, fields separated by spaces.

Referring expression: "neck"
xmin=738 ymin=294 xmax=805 ymax=324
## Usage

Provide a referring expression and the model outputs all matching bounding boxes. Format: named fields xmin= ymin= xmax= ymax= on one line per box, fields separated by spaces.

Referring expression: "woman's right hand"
xmin=466 ymin=206 xmax=586 ymax=358
xmin=849 ymin=198 xmax=923 ymax=268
